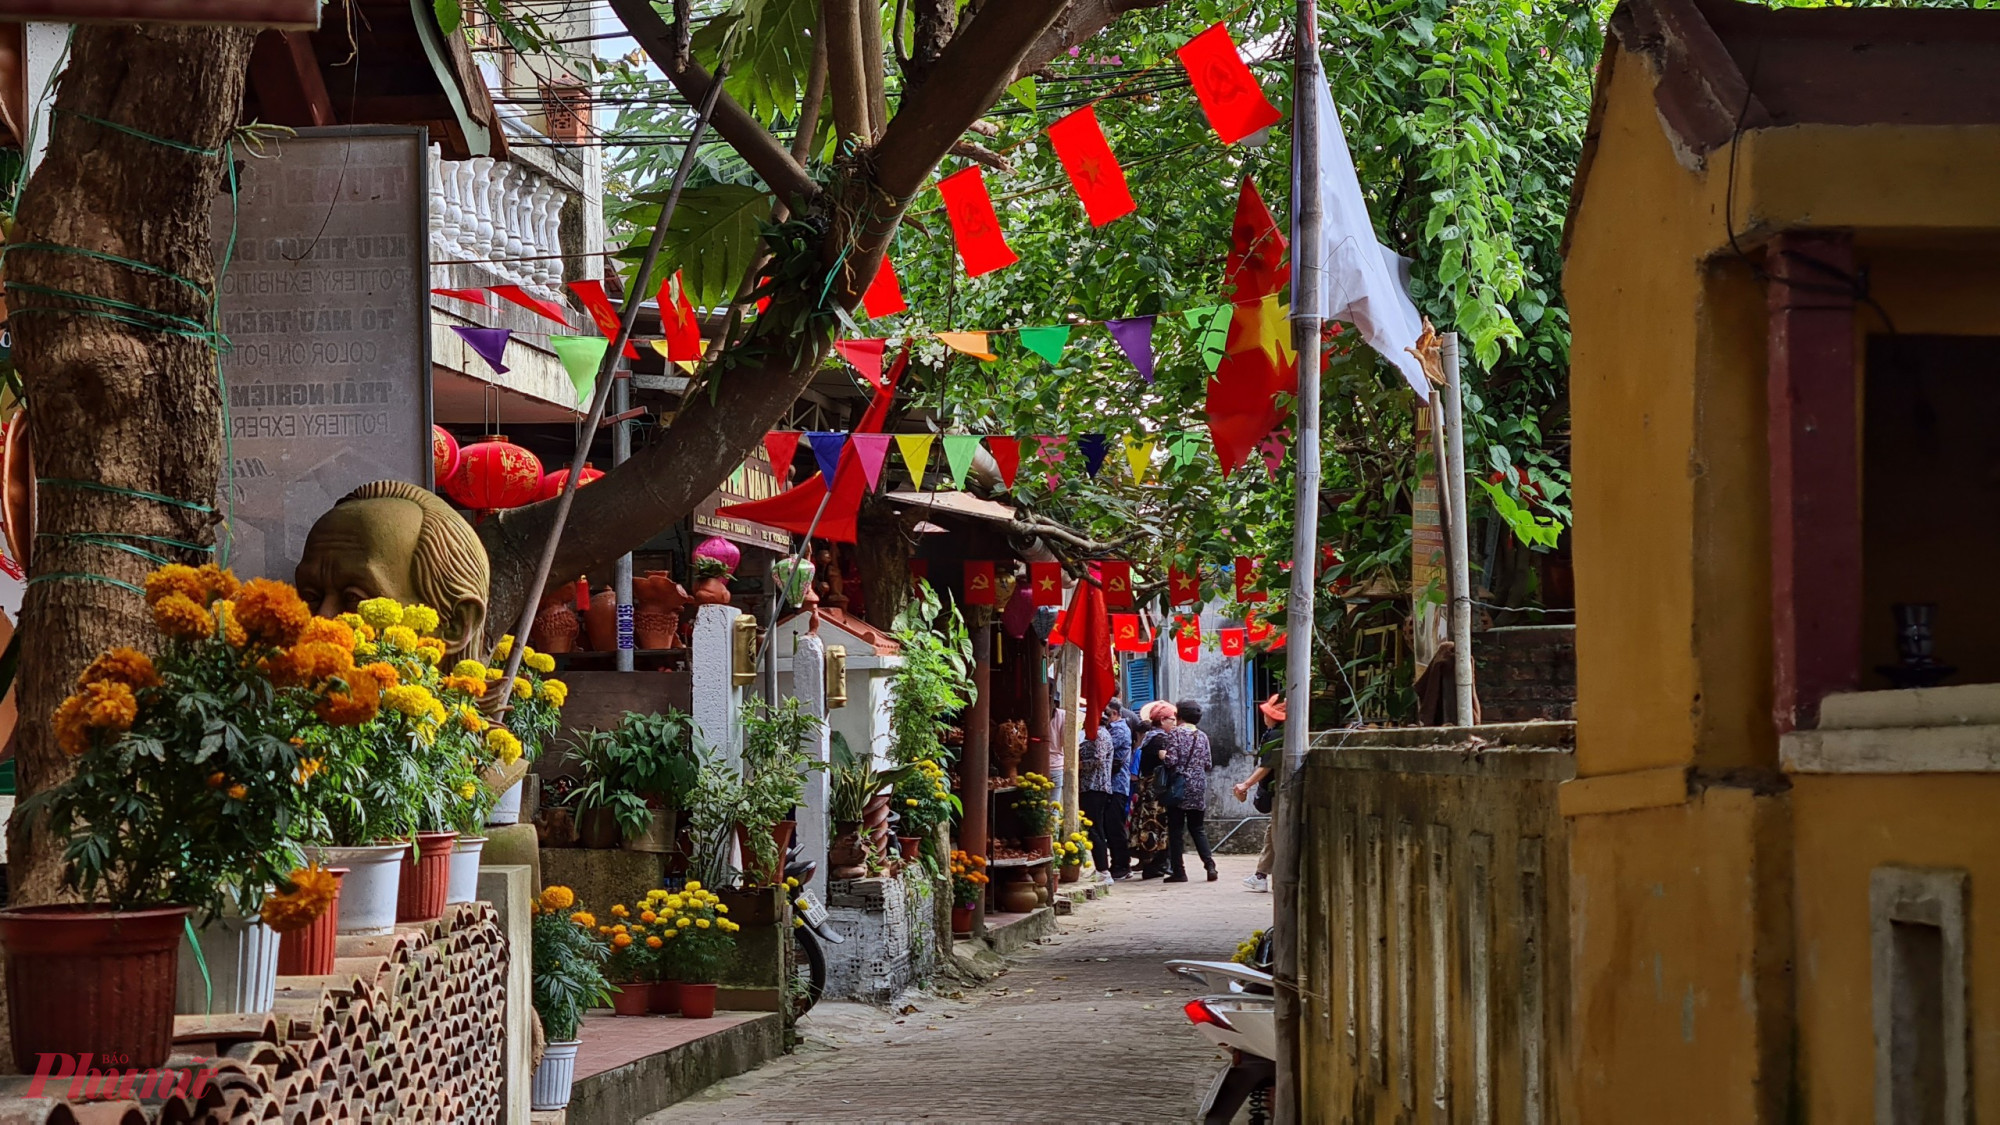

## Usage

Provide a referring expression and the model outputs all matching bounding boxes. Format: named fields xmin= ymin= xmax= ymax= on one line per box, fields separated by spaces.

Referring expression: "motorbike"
xmin=1169 ymin=930 xmax=1276 ymax=1124
xmin=784 ymin=835 xmax=843 ymax=1017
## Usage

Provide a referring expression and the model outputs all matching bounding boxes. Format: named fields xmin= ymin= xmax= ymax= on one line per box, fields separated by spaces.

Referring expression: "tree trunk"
xmin=7 ymin=25 xmax=254 ymax=905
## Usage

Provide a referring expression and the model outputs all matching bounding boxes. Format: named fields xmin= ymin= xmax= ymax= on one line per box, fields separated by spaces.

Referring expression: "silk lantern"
xmin=538 ymin=462 xmax=605 ymax=502
xmin=432 ymin=425 xmax=461 ymax=486
xmin=445 ymin=434 xmax=543 ymax=511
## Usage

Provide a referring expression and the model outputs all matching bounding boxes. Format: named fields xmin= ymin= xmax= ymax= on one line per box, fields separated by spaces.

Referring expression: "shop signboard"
xmin=693 ymin=450 xmax=791 ymax=551
xmin=210 ymin=126 xmax=431 ymax=582
xmin=0 ymin=0 xmax=319 ymax=26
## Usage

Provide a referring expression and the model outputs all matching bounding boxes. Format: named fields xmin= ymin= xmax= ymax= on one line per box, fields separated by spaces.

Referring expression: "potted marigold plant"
xmin=5 ymin=564 xmax=376 ymax=1069
xmin=893 ymin=758 xmax=958 ymax=863
xmin=599 ymin=899 xmax=669 ymax=1016
xmin=948 ymin=850 xmax=988 ymax=935
xmin=530 ymin=886 xmax=612 ymax=1111
xmin=1057 ymin=829 xmax=1090 ymax=883
xmin=653 ymin=880 xmax=740 ymax=1019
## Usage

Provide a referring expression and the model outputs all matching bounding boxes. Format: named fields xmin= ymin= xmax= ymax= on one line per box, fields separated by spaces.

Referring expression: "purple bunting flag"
xmin=451 ymin=325 xmax=513 ymax=375
xmin=1078 ymin=433 xmax=1110 ymax=478
xmin=1104 ymin=315 xmax=1157 ymax=382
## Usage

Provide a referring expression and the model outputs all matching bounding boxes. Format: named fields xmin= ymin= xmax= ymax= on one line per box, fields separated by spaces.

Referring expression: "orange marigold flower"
xmin=646 ymin=935 xmax=663 ymax=949
xmin=363 ymin=662 xmax=401 ymax=689
xmin=293 ymin=641 xmax=354 ymax=682
xmin=195 ymin=563 xmax=239 ymax=603
xmin=78 ymin=680 xmax=138 ymax=732
xmin=315 ymin=668 xmax=382 ymax=726
xmin=235 ymin=578 xmax=311 ymax=648
xmin=210 ymin=599 xmax=248 ymax=647
xmin=440 ymin=674 xmax=486 ymax=698
xmin=143 ymin=564 xmax=206 ymax=608
xmin=611 ymin=932 xmax=632 ymax=949
xmin=77 ymin=647 xmax=162 ymax=691
xmin=298 ymin=616 xmax=357 ymax=651
xmin=260 ymin=865 xmax=338 ymax=934
xmin=226 ymin=783 xmax=247 ymax=800
xmin=52 ymin=694 xmax=91 ymax=756
xmin=152 ymin=593 xmax=213 ymax=640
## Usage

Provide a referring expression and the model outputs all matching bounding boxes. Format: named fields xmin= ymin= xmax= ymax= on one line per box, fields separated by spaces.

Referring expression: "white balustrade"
xmin=430 ymin=152 xmax=572 ymax=299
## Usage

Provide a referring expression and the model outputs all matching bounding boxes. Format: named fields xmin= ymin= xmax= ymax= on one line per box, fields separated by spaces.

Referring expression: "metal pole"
xmin=493 ymin=64 xmax=729 ymax=691
xmin=1272 ymin=2 xmax=1323 ymax=1119
xmin=1442 ymin=333 xmax=1476 ymax=725
xmin=612 ymin=372 xmax=634 ymax=673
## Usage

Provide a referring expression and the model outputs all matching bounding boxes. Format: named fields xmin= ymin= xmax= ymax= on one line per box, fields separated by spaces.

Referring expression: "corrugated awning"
xmin=882 ymin=490 xmax=1018 ymax=527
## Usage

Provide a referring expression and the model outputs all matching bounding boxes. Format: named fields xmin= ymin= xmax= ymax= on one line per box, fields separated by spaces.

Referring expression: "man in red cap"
xmin=1232 ymin=693 xmax=1285 ymax=892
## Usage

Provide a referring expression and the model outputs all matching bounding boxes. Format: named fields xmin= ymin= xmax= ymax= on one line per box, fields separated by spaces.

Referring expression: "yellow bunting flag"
xmin=936 ymin=332 xmax=998 ymax=361
xmin=895 ymin=433 xmax=936 ymax=483
xmin=1122 ymin=434 xmax=1157 ymax=484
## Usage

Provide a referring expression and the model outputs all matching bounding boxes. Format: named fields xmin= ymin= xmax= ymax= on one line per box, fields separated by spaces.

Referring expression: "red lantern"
xmin=537 ymin=462 xmax=605 ymax=502
xmin=444 ymin=434 xmax=543 ymax=511
xmin=433 ymin=425 xmax=461 ymax=486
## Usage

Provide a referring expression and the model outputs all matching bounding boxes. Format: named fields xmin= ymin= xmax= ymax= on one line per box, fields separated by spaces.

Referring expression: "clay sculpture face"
xmin=295 ymin=479 xmax=491 ymax=658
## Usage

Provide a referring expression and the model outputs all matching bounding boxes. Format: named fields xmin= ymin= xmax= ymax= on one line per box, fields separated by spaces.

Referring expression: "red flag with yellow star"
xmin=1030 ymin=561 xmax=1065 ymax=606
xmin=1206 ymin=179 xmax=1295 ymax=472
xmin=1048 ymin=105 xmax=1135 ymax=227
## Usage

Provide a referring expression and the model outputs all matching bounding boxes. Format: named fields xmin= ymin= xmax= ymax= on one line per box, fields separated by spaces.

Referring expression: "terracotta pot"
xmin=278 ymin=868 xmax=347 ymax=976
xmin=995 ymin=878 xmax=1039 ymax=915
xmin=529 ymin=591 xmax=581 ymax=655
xmin=0 ymin=904 xmax=191 ymax=1072
xmin=611 ymin=983 xmax=650 ymax=1016
xmin=951 ymin=904 xmax=975 ymax=935
xmin=734 ymin=820 xmax=796 ymax=885
xmin=690 ymin=576 xmax=732 ymax=606
xmin=828 ymin=827 xmax=867 ymax=880
xmin=679 ymin=982 xmax=718 ymax=1019
xmin=1035 ymin=881 xmax=1051 ymax=907
xmin=993 ymin=719 xmax=1029 ymax=775
xmin=649 ymin=980 xmax=682 ymax=1014
xmin=585 ymin=587 xmax=618 ymax=651
xmin=1059 ymin=863 xmax=1082 ymax=884
xmin=862 ymin=793 xmax=893 ymax=854
xmin=577 ymin=807 xmax=621 ymax=849
xmin=395 ymin=832 xmax=458 ymax=923
xmin=1026 ymin=834 xmax=1052 ymax=857
xmin=634 ymin=571 xmax=689 ymax=649
xmin=897 ymin=835 xmax=922 ymax=861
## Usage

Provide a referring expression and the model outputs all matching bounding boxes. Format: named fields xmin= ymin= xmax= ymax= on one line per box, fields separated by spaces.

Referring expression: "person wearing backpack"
xmin=1233 ymin=694 xmax=1284 ymax=892
xmin=1160 ymin=699 xmax=1218 ymax=883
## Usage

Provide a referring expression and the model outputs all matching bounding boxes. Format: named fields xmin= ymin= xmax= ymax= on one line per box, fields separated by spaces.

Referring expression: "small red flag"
xmin=861 ymin=255 xmax=907 ymax=318
xmin=1219 ymin=627 xmax=1247 ymax=657
xmin=489 ymin=284 xmax=571 ymax=326
xmin=763 ymin=431 xmax=802 ymax=483
xmin=433 ymin=287 xmax=490 ymax=306
xmin=1226 ymin=178 xmax=1289 ymax=302
xmin=1234 ymin=556 xmax=1267 ymax=603
xmin=834 ymin=339 xmax=889 ymax=388
xmin=660 ymin=272 xmax=702 ymax=361
xmin=964 ymin=560 xmax=997 ymax=605
xmin=1049 ymin=608 xmax=1069 ymax=647
xmin=1046 ymin=105 xmax=1135 ymax=227
xmin=575 ymin=577 xmax=590 ymax=613
xmin=1169 ymin=564 xmax=1202 ymax=606
xmin=1175 ymin=616 xmax=1201 ymax=662
xmin=937 ymin=166 xmax=1017 ymax=278
xmin=1247 ymin=618 xmax=1274 ymax=645
xmin=1030 ymin=561 xmax=1064 ymax=606
xmin=1176 ymin=23 xmax=1282 ymax=145
xmin=1101 ymin=560 xmax=1133 ymax=608
xmin=1112 ymin=613 xmax=1149 ymax=653
xmin=566 ymin=280 xmax=641 ymax=360
xmin=987 ymin=436 xmax=1021 ymax=489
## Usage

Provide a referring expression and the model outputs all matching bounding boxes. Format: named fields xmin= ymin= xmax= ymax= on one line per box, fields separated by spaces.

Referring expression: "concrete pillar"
xmin=792 ymin=633 xmax=831 ymax=900
xmin=691 ymin=603 xmax=744 ymax=769
xmin=477 ymin=864 xmax=532 ymax=1123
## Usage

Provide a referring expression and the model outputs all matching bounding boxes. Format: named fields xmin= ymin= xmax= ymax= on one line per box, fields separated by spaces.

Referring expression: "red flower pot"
xmin=395 ymin=832 xmax=459 ymax=923
xmin=277 ymin=867 xmax=348 ymax=976
xmin=0 ymin=904 xmax=192 ymax=1072
xmin=897 ymin=836 xmax=922 ymax=861
xmin=649 ymin=980 xmax=682 ymax=1014
xmin=679 ymin=982 xmax=718 ymax=1019
xmin=951 ymin=904 xmax=975 ymax=935
xmin=611 ymin=983 xmax=650 ymax=1016
xmin=733 ymin=820 xmax=796 ymax=886
xmin=1059 ymin=863 xmax=1082 ymax=884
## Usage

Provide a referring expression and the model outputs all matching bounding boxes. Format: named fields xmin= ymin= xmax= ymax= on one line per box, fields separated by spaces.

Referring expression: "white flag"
xmin=1293 ymin=73 xmax=1429 ymax=396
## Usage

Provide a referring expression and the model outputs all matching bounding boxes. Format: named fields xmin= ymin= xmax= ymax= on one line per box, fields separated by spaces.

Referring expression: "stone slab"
xmin=566 ymin=1010 xmax=783 ymax=1125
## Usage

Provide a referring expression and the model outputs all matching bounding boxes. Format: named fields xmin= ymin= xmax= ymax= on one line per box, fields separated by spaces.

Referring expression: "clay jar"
xmin=690 ymin=574 xmax=732 ymax=606
xmin=993 ymin=720 xmax=1029 ymax=775
xmin=585 ymin=587 xmax=617 ymax=651
xmin=633 ymin=571 xmax=688 ymax=649
xmin=996 ymin=876 xmax=1039 ymax=915
xmin=529 ymin=588 xmax=581 ymax=654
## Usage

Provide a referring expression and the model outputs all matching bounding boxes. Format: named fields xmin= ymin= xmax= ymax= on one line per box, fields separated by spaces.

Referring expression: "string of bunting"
xmin=760 ymin=425 xmax=1292 ymax=490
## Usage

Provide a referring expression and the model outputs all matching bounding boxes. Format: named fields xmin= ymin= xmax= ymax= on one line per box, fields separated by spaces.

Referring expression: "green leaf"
xmin=618 ymin=184 xmax=773 ymax=309
xmin=433 ymin=0 xmax=462 ymax=35
xmin=1008 ymin=77 xmax=1037 ymax=112
xmin=692 ymin=0 xmax=818 ymax=126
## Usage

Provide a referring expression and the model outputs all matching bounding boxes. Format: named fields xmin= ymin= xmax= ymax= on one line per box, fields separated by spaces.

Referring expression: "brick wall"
xmin=1473 ymin=624 xmax=1577 ymax=722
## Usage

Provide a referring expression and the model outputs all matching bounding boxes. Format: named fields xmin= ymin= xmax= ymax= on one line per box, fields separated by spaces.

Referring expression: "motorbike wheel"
xmin=791 ymin=926 xmax=827 ymax=1018
xmin=1247 ymin=1080 xmax=1272 ymax=1125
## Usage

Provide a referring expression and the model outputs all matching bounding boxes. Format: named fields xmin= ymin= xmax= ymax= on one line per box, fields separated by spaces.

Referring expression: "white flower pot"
xmin=174 ymin=913 xmax=280 ymax=1015
xmin=312 ymin=844 xmax=408 ymax=935
xmin=447 ymin=835 xmax=487 ymax=904
xmin=486 ymin=779 xmax=524 ymax=826
xmin=531 ymin=1040 xmax=581 ymax=1111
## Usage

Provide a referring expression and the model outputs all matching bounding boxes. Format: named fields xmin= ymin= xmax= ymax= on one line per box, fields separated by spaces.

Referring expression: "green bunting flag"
xmin=1183 ymin=305 xmax=1232 ymax=372
xmin=549 ymin=335 xmax=611 ymax=404
xmin=1018 ymin=325 xmax=1071 ymax=366
xmin=1165 ymin=430 xmax=1206 ymax=468
xmin=942 ymin=434 xmax=983 ymax=488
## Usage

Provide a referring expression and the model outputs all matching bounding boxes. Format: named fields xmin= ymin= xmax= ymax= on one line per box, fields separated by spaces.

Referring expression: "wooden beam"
xmin=248 ymin=29 xmax=337 ymax=127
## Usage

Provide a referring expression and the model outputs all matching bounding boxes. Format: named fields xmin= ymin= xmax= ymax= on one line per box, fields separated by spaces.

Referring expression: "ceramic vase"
xmin=529 ymin=591 xmax=581 ymax=655
xmin=634 ymin=571 xmax=688 ymax=649
xmin=996 ymin=878 xmax=1039 ymax=915
xmin=585 ymin=587 xmax=618 ymax=651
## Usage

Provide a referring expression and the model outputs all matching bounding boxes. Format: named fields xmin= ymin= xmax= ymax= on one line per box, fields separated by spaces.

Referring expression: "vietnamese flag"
xmin=987 ymin=436 xmax=1022 ymax=489
xmin=1030 ymin=561 xmax=1064 ymax=606
xmin=1219 ymin=627 xmax=1247 ymax=657
xmin=862 ymin=255 xmax=907 ymax=318
xmin=1112 ymin=614 xmax=1149 ymax=653
xmin=1169 ymin=564 xmax=1202 ymax=606
xmin=1235 ymin=556 xmax=1267 ymax=603
xmin=1175 ymin=616 xmax=1202 ymax=662
xmin=1176 ymin=23 xmax=1282 ymax=145
xmin=1101 ymin=560 xmax=1133 ymax=608
xmin=1063 ymin=574 xmax=1117 ymax=738
xmin=659 ymin=272 xmax=702 ymax=361
xmin=1049 ymin=608 xmax=1069 ymax=647
xmin=937 ymin=166 xmax=1017 ymax=278
xmin=1206 ymin=178 xmax=1295 ymax=472
xmin=1247 ymin=618 xmax=1275 ymax=646
xmin=1047 ymin=105 xmax=1135 ymax=227
xmin=964 ymin=560 xmax=998 ymax=606
xmin=567 ymin=280 xmax=642 ymax=360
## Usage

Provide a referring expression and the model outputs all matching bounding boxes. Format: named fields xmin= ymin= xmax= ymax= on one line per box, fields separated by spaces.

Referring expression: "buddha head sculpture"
xmin=295 ymin=479 xmax=491 ymax=657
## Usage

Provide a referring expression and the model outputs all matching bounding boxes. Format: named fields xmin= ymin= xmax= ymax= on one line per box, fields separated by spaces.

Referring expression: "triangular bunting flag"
xmin=1184 ymin=305 xmax=1231 ymax=372
xmin=1176 ymin=23 xmax=1283 ymax=145
xmin=834 ymin=339 xmax=889 ymax=388
xmin=1258 ymin=430 xmax=1289 ymax=480
xmin=1105 ymin=315 xmax=1156 ymax=382
xmin=1122 ymin=434 xmax=1156 ymax=484
xmin=937 ymin=332 xmax=997 ymax=361
xmin=490 ymin=284 xmax=571 ymax=326
xmin=941 ymin=435 xmax=982 ymax=489
xmin=807 ymin=432 xmax=848 ymax=484
xmin=1018 ymin=325 xmax=1070 ymax=366
xmin=895 ymin=433 xmax=936 ymax=484
xmin=1034 ymin=435 xmax=1068 ymax=489
xmin=851 ymin=434 xmax=893 ymax=491
xmin=660 ymin=272 xmax=702 ymax=361
xmin=936 ymin=166 xmax=1018 ymax=278
xmin=862 ymin=255 xmax=907 ymax=318
xmin=763 ymin=431 xmax=803 ymax=482
xmin=567 ymin=279 xmax=641 ymax=359
xmin=987 ymin=436 xmax=1021 ymax=489
xmin=450 ymin=326 xmax=512 ymax=375
xmin=1077 ymin=434 xmax=1110 ymax=478
xmin=1167 ymin=430 xmax=1205 ymax=468
xmin=549 ymin=335 xmax=610 ymax=404
xmin=433 ymin=287 xmax=491 ymax=306
xmin=1047 ymin=105 xmax=1136 ymax=227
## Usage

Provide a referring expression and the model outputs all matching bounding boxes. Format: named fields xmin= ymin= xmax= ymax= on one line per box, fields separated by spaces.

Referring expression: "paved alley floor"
xmin=643 ymin=854 xmax=1271 ymax=1124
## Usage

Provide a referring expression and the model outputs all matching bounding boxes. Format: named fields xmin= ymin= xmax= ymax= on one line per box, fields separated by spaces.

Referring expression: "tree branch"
xmin=1012 ymin=0 xmax=1170 ymax=82
xmin=823 ymin=0 xmax=871 ymax=143
xmin=791 ymin=19 xmax=829 ymax=162
xmin=606 ymin=0 xmax=819 ymax=205
xmin=859 ymin=0 xmax=889 ymax=136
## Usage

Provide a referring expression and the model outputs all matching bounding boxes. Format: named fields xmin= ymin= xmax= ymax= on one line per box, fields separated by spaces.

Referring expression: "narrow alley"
xmin=644 ymin=855 xmax=1272 ymax=1124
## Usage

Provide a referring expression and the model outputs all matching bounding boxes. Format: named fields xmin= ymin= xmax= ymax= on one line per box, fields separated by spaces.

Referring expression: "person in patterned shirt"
xmin=1160 ymin=699 xmax=1218 ymax=883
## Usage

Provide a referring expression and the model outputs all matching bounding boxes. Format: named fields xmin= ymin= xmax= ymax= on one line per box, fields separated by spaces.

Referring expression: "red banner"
xmin=862 ymin=255 xmax=907 ymax=318
xmin=1030 ymin=561 xmax=1065 ymax=606
xmin=1176 ymin=22 xmax=1282 ymax=145
xmin=1234 ymin=556 xmax=1267 ymax=603
xmin=1169 ymin=564 xmax=1202 ymax=606
xmin=1218 ymin=627 xmax=1247 ymax=657
xmin=987 ymin=436 xmax=1021 ymax=490
xmin=964 ymin=560 xmax=997 ymax=605
xmin=660 ymin=272 xmax=702 ymax=361
xmin=1112 ymin=613 xmax=1149 ymax=652
xmin=566 ymin=280 xmax=642 ymax=360
xmin=937 ymin=166 xmax=1018 ymax=278
xmin=1175 ymin=616 xmax=1201 ymax=662
xmin=1047 ymin=104 xmax=1136 ymax=227
xmin=1101 ymin=560 xmax=1133 ymax=608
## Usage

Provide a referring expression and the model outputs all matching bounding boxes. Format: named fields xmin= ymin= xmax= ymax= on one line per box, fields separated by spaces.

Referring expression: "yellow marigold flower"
xmin=685 ymin=880 xmax=702 ymax=893
xmin=452 ymin=659 xmax=486 ymax=679
xmin=611 ymin=904 xmax=629 ymax=918
xmin=336 ymin=611 xmax=368 ymax=634
xmin=906 ymin=798 xmax=919 ymax=807
xmin=357 ymin=598 xmax=403 ymax=630
xmin=260 ymin=865 xmax=338 ymax=934
xmin=298 ymin=617 xmax=356 ymax=651
xmin=492 ymin=635 xmax=515 ymax=661
xmin=695 ymin=918 xmax=711 ymax=930
xmin=236 ymin=578 xmax=312 ymax=648
xmin=540 ymin=680 xmax=569 ymax=707
xmin=226 ymin=783 xmax=247 ymax=801
xmin=611 ymin=924 xmax=627 ymax=935
xmin=414 ymin=639 xmax=445 ymax=666
xmin=485 ymin=728 xmax=523 ymax=765
xmin=662 ymin=929 xmax=678 ymax=939
xmin=152 ymin=592 xmax=213 ymax=640
xmin=539 ymin=886 xmax=575 ymax=911
xmin=525 ymin=651 xmax=556 ymax=674
xmin=512 ymin=677 xmax=531 ymax=700
xmin=195 ymin=563 xmax=239 ymax=603
xmin=570 ymin=911 xmax=595 ymax=928
xmin=484 ymin=667 xmax=503 ymax=682
xmin=458 ymin=780 xmax=477 ymax=800
xmin=382 ymin=684 xmax=436 ymax=718
xmin=664 ymin=896 xmax=684 ymax=913
xmin=675 ymin=916 xmax=692 ymax=928
xmin=402 ymin=604 xmax=441 ymax=635
xmin=143 ymin=564 xmax=206 ymax=608
xmin=354 ymin=640 xmax=378 ymax=657
xmin=646 ymin=935 xmax=663 ymax=949
xmin=77 ymin=647 xmax=162 ymax=691
xmin=425 ymin=699 xmax=447 ymax=725
xmin=598 ymin=925 xmax=611 ymax=935
xmin=210 ymin=599 xmax=248 ymax=648
xmin=715 ymin=904 xmax=727 ymax=915
xmin=78 ymin=680 xmax=138 ymax=733
xmin=381 ymin=624 xmax=420 ymax=650
xmin=52 ymin=694 xmax=91 ymax=756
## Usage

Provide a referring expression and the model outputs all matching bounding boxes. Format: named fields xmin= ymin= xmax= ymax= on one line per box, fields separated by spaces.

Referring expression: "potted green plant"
xmin=892 ymin=757 xmax=960 ymax=863
xmin=653 ymin=883 xmax=742 ymax=1019
xmin=886 ymin=581 xmax=973 ymax=765
xmin=568 ymin=709 xmax=700 ymax=853
xmin=530 ymin=886 xmax=612 ymax=1110
xmin=734 ymin=698 xmax=825 ymax=884
xmin=683 ymin=751 xmax=745 ymax=889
